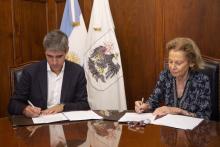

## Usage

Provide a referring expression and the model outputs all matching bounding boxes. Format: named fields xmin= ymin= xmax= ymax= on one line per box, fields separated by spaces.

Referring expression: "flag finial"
xmin=71 ymin=22 xmax=80 ymax=27
xmin=93 ymin=27 xmax=102 ymax=31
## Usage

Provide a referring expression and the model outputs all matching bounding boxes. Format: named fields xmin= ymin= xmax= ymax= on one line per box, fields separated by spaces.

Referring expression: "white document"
xmin=32 ymin=113 xmax=68 ymax=124
xmin=63 ymin=110 xmax=103 ymax=121
xmin=151 ymin=114 xmax=203 ymax=130
xmin=118 ymin=112 xmax=203 ymax=130
xmin=118 ymin=112 xmax=155 ymax=122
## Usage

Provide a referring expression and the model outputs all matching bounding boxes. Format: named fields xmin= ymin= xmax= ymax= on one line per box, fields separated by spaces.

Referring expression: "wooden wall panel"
xmin=47 ymin=0 xmax=66 ymax=29
xmin=164 ymin=0 xmax=220 ymax=58
xmin=13 ymin=0 xmax=47 ymax=64
xmin=80 ymin=0 xmax=92 ymax=28
xmin=55 ymin=0 xmax=66 ymax=28
xmin=0 ymin=0 xmax=14 ymax=116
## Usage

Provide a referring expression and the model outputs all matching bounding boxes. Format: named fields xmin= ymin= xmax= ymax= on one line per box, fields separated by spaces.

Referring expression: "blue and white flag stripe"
xmin=60 ymin=0 xmax=81 ymax=36
xmin=71 ymin=0 xmax=80 ymax=23
xmin=60 ymin=0 xmax=87 ymax=65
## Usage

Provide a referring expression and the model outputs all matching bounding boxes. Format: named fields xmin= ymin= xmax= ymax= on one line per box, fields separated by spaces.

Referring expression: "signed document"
xmin=118 ymin=112 xmax=155 ymax=122
xmin=32 ymin=113 xmax=68 ymax=124
xmin=63 ymin=110 xmax=103 ymax=121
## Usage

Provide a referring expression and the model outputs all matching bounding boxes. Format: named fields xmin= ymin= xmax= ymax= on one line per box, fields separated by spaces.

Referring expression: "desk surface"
xmin=1 ymin=111 xmax=220 ymax=147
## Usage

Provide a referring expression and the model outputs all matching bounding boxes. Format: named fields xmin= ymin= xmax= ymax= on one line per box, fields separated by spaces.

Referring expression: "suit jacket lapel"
xmin=61 ymin=61 xmax=70 ymax=103
xmin=39 ymin=61 xmax=48 ymax=104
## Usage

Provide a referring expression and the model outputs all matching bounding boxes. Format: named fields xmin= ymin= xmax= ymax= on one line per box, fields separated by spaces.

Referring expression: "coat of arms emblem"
xmin=88 ymin=42 xmax=120 ymax=83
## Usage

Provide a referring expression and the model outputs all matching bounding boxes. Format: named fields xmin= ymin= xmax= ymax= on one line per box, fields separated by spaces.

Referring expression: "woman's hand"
xmin=153 ymin=106 xmax=181 ymax=117
xmin=135 ymin=101 xmax=149 ymax=113
xmin=153 ymin=106 xmax=196 ymax=118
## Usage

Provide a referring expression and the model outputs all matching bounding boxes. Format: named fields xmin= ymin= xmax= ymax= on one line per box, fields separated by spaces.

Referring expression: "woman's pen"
xmin=138 ymin=97 xmax=145 ymax=113
xmin=141 ymin=97 xmax=144 ymax=105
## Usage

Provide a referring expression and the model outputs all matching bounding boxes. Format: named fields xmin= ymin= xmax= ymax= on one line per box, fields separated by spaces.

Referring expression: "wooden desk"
xmin=1 ymin=114 xmax=220 ymax=147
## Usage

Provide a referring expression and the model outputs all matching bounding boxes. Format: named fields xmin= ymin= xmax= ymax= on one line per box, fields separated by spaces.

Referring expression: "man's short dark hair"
xmin=43 ymin=29 xmax=69 ymax=52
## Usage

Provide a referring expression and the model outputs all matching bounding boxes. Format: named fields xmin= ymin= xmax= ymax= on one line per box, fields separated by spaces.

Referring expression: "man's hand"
xmin=22 ymin=105 xmax=41 ymax=118
xmin=41 ymin=104 xmax=64 ymax=115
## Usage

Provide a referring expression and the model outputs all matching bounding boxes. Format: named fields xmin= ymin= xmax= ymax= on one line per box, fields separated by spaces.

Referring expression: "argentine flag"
xmin=60 ymin=0 xmax=87 ymax=65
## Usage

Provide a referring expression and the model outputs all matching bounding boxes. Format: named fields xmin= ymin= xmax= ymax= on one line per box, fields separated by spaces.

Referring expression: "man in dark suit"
xmin=8 ymin=30 xmax=90 ymax=118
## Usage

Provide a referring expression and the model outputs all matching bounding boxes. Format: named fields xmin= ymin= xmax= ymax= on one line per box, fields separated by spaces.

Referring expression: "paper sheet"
xmin=118 ymin=112 xmax=155 ymax=122
xmin=151 ymin=114 xmax=203 ymax=130
xmin=32 ymin=113 xmax=68 ymax=124
xmin=63 ymin=110 xmax=103 ymax=121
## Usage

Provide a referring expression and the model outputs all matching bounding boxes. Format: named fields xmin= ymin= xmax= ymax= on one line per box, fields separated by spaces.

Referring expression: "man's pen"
xmin=27 ymin=100 xmax=35 ymax=108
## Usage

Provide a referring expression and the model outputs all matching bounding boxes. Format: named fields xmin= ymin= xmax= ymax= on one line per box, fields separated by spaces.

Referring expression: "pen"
xmin=27 ymin=100 xmax=35 ymax=108
xmin=138 ymin=97 xmax=145 ymax=113
xmin=27 ymin=100 xmax=41 ymax=116
xmin=141 ymin=97 xmax=144 ymax=105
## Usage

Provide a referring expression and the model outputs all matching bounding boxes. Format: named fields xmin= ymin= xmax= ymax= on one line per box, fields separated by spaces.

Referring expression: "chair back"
xmin=200 ymin=56 xmax=220 ymax=121
xmin=9 ymin=61 xmax=39 ymax=96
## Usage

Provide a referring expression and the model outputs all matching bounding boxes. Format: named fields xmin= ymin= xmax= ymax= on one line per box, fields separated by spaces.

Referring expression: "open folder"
xmin=32 ymin=110 xmax=103 ymax=124
xmin=118 ymin=112 xmax=203 ymax=130
xmin=10 ymin=110 xmax=104 ymax=126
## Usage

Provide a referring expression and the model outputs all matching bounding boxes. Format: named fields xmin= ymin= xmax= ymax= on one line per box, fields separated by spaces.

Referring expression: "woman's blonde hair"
xmin=166 ymin=37 xmax=205 ymax=70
